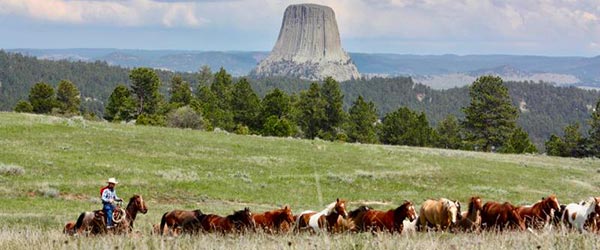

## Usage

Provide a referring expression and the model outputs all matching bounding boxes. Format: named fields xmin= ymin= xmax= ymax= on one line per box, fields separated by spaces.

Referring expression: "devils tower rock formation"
xmin=252 ymin=4 xmax=360 ymax=81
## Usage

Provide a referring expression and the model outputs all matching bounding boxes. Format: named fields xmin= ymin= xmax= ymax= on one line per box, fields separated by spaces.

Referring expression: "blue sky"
xmin=1 ymin=0 xmax=599 ymax=56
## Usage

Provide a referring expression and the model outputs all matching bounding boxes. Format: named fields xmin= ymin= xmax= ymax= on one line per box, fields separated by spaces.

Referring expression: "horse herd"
xmin=63 ymin=194 xmax=600 ymax=236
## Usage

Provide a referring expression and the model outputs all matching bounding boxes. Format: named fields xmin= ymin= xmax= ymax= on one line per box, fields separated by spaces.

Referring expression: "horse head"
xmin=508 ymin=205 xmax=526 ymax=231
xmin=399 ymin=201 xmax=417 ymax=222
xmin=232 ymin=207 xmax=255 ymax=230
xmin=471 ymin=197 xmax=483 ymax=212
xmin=443 ymin=199 xmax=459 ymax=224
xmin=130 ymin=195 xmax=148 ymax=214
xmin=334 ymin=198 xmax=349 ymax=219
xmin=545 ymin=195 xmax=560 ymax=213
xmin=278 ymin=205 xmax=295 ymax=224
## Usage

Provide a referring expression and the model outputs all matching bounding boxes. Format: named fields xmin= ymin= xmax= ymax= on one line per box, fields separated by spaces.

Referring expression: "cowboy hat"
xmin=107 ymin=177 xmax=118 ymax=184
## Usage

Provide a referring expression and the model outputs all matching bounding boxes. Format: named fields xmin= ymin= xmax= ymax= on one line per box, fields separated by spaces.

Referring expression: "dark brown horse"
xmin=456 ymin=196 xmax=483 ymax=232
xmin=517 ymin=195 xmax=560 ymax=229
xmin=355 ymin=201 xmax=417 ymax=234
xmin=200 ymin=207 xmax=255 ymax=233
xmin=295 ymin=199 xmax=349 ymax=233
xmin=252 ymin=206 xmax=294 ymax=233
xmin=481 ymin=201 xmax=526 ymax=231
xmin=158 ymin=209 xmax=205 ymax=235
xmin=71 ymin=194 xmax=148 ymax=235
xmin=346 ymin=205 xmax=372 ymax=232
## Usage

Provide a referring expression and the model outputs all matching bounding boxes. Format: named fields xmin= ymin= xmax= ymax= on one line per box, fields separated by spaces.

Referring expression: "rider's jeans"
xmin=103 ymin=203 xmax=114 ymax=227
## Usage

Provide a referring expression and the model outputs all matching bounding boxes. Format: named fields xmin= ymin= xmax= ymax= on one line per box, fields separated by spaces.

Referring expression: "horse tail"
xmin=74 ymin=212 xmax=87 ymax=231
xmin=159 ymin=212 xmax=168 ymax=235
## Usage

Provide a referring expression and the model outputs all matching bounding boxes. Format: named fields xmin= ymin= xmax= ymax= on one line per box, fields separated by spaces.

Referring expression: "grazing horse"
xmin=252 ymin=206 xmax=294 ymax=233
xmin=456 ymin=196 xmax=483 ymax=232
xmin=562 ymin=197 xmax=600 ymax=232
xmin=517 ymin=195 xmax=560 ymax=229
xmin=159 ymin=209 xmax=205 ymax=235
xmin=71 ymin=194 xmax=148 ymax=235
xmin=200 ymin=207 xmax=255 ymax=233
xmin=481 ymin=201 xmax=526 ymax=231
xmin=417 ymin=198 xmax=460 ymax=231
xmin=296 ymin=198 xmax=349 ymax=233
xmin=355 ymin=201 xmax=417 ymax=234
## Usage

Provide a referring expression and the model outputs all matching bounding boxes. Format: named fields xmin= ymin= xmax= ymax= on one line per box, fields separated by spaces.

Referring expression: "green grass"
xmin=1 ymin=112 xmax=599 ymax=249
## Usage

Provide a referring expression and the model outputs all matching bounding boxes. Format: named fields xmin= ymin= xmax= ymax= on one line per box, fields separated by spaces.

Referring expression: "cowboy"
xmin=101 ymin=177 xmax=123 ymax=229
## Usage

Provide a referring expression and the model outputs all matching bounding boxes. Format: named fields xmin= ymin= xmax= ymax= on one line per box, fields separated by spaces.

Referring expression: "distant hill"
xmin=9 ymin=49 xmax=600 ymax=88
xmin=1 ymin=50 xmax=598 ymax=148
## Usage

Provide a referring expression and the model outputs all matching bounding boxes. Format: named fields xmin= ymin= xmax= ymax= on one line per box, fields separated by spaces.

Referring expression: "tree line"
xmin=22 ymin=67 xmax=588 ymax=156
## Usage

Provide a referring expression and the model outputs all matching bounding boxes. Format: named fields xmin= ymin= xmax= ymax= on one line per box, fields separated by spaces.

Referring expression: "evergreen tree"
xmin=169 ymin=75 xmax=193 ymax=107
xmin=261 ymin=115 xmax=295 ymax=137
xmin=347 ymin=95 xmax=378 ymax=144
xmin=562 ymin=123 xmax=585 ymax=157
xmin=130 ymin=67 xmax=161 ymax=115
xmin=211 ymin=67 xmax=234 ymax=110
xmin=14 ymin=100 xmax=33 ymax=113
xmin=231 ymin=78 xmax=261 ymax=130
xmin=589 ymin=99 xmax=600 ymax=157
xmin=380 ymin=107 xmax=434 ymax=146
xmin=435 ymin=115 xmax=462 ymax=149
xmin=320 ymin=77 xmax=346 ymax=139
xmin=197 ymin=85 xmax=234 ymax=131
xmin=56 ymin=80 xmax=81 ymax=115
xmin=545 ymin=134 xmax=564 ymax=156
xmin=297 ymin=83 xmax=327 ymax=139
xmin=197 ymin=65 xmax=213 ymax=89
xmin=104 ymin=85 xmax=136 ymax=121
xmin=462 ymin=76 xmax=518 ymax=152
xmin=501 ymin=127 xmax=538 ymax=154
xmin=260 ymin=88 xmax=291 ymax=120
xmin=28 ymin=82 xmax=56 ymax=114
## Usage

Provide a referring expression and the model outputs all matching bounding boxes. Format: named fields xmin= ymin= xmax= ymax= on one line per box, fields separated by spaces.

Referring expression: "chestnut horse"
xmin=295 ymin=198 xmax=349 ymax=233
xmin=456 ymin=196 xmax=483 ymax=232
xmin=481 ymin=201 xmax=526 ymax=231
xmin=252 ymin=206 xmax=294 ymax=233
xmin=70 ymin=194 xmax=148 ymax=235
xmin=355 ymin=201 xmax=417 ymax=234
xmin=517 ymin=195 xmax=560 ymax=229
xmin=158 ymin=209 xmax=205 ymax=235
xmin=417 ymin=198 xmax=460 ymax=231
xmin=562 ymin=197 xmax=600 ymax=232
xmin=346 ymin=205 xmax=372 ymax=232
xmin=200 ymin=207 xmax=255 ymax=233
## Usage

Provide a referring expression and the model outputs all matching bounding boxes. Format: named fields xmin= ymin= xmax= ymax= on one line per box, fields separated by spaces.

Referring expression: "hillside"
xmin=0 ymin=112 xmax=599 ymax=230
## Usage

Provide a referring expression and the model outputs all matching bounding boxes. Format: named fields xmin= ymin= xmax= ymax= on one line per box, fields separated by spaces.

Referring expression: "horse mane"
xmin=349 ymin=206 xmax=371 ymax=218
xmin=126 ymin=194 xmax=140 ymax=209
xmin=394 ymin=201 xmax=412 ymax=219
xmin=320 ymin=201 xmax=338 ymax=215
xmin=468 ymin=197 xmax=478 ymax=215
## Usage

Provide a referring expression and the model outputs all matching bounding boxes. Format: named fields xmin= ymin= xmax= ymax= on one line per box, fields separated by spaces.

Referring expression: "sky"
xmin=0 ymin=0 xmax=599 ymax=56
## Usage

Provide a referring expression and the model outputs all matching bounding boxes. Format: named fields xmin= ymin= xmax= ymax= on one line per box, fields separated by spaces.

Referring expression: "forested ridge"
xmin=1 ymin=50 xmax=598 ymax=147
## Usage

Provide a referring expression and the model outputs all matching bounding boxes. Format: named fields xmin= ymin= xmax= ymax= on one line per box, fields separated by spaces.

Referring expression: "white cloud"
xmin=0 ymin=0 xmax=207 ymax=27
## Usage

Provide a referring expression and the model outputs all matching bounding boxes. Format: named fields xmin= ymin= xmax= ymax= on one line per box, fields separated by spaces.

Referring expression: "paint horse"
xmin=296 ymin=198 xmax=349 ymax=233
xmin=355 ymin=201 xmax=417 ymax=234
xmin=200 ymin=207 xmax=255 ymax=233
xmin=517 ymin=195 xmax=560 ymax=229
xmin=158 ymin=209 xmax=205 ymax=235
xmin=252 ymin=206 xmax=294 ymax=233
xmin=562 ymin=197 xmax=600 ymax=232
xmin=456 ymin=196 xmax=483 ymax=232
xmin=481 ymin=201 xmax=526 ymax=231
xmin=417 ymin=198 xmax=460 ymax=231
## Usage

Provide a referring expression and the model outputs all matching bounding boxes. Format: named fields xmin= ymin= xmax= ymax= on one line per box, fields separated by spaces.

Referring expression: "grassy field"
xmin=1 ymin=112 xmax=599 ymax=249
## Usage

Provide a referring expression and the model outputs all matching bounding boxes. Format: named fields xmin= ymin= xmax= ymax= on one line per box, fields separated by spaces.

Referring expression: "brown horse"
xmin=481 ymin=201 xmax=526 ymax=231
xmin=295 ymin=198 xmax=349 ymax=233
xmin=456 ymin=196 xmax=483 ymax=232
xmin=346 ymin=205 xmax=372 ymax=232
xmin=71 ymin=194 xmax=148 ymax=235
xmin=417 ymin=198 xmax=460 ymax=231
xmin=355 ymin=201 xmax=417 ymax=234
xmin=200 ymin=207 xmax=255 ymax=233
xmin=252 ymin=206 xmax=294 ymax=233
xmin=158 ymin=209 xmax=205 ymax=235
xmin=517 ymin=195 xmax=560 ymax=229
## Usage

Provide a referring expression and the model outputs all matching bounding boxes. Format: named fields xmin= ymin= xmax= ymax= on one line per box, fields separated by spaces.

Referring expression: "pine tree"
xmin=320 ymin=77 xmax=346 ymax=139
xmin=56 ymin=80 xmax=81 ymax=115
xmin=197 ymin=65 xmax=213 ymax=88
xmin=347 ymin=96 xmax=378 ymax=144
xmin=545 ymin=134 xmax=564 ymax=156
xmin=562 ymin=123 xmax=584 ymax=157
xmin=130 ymin=68 xmax=161 ymax=115
xmin=297 ymin=83 xmax=327 ymax=139
xmin=462 ymin=76 xmax=518 ymax=152
xmin=231 ymin=78 xmax=261 ymax=129
xmin=501 ymin=127 xmax=538 ymax=154
xmin=211 ymin=67 xmax=234 ymax=110
xmin=380 ymin=107 xmax=434 ymax=146
xmin=169 ymin=75 xmax=193 ymax=107
xmin=28 ymin=82 xmax=56 ymax=114
xmin=260 ymin=88 xmax=291 ymax=120
xmin=104 ymin=85 xmax=136 ymax=121
xmin=435 ymin=115 xmax=462 ymax=149
xmin=197 ymin=85 xmax=234 ymax=131
xmin=589 ymin=99 xmax=600 ymax=157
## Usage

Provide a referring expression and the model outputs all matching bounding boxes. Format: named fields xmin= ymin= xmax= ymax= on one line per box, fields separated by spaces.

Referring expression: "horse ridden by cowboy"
xmin=101 ymin=178 xmax=123 ymax=229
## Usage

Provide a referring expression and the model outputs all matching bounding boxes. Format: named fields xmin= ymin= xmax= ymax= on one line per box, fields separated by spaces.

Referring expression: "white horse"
xmin=295 ymin=198 xmax=348 ymax=232
xmin=561 ymin=197 xmax=599 ymax=232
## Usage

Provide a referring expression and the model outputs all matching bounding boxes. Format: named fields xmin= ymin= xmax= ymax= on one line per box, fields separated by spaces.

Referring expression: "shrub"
xmin=0 ymin=164 xmax=25 ymax=176
xmin=136 ymin=114 xmax=167 ymax=127
xmin=14 ymin=100 xmax=33 ymax=113
xmin=167 ymin=106 xmax=204 ymax=129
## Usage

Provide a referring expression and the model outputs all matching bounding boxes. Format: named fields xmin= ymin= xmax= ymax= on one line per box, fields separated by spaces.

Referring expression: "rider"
xmin=101 ymin=177 xmax=123 ymax=229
